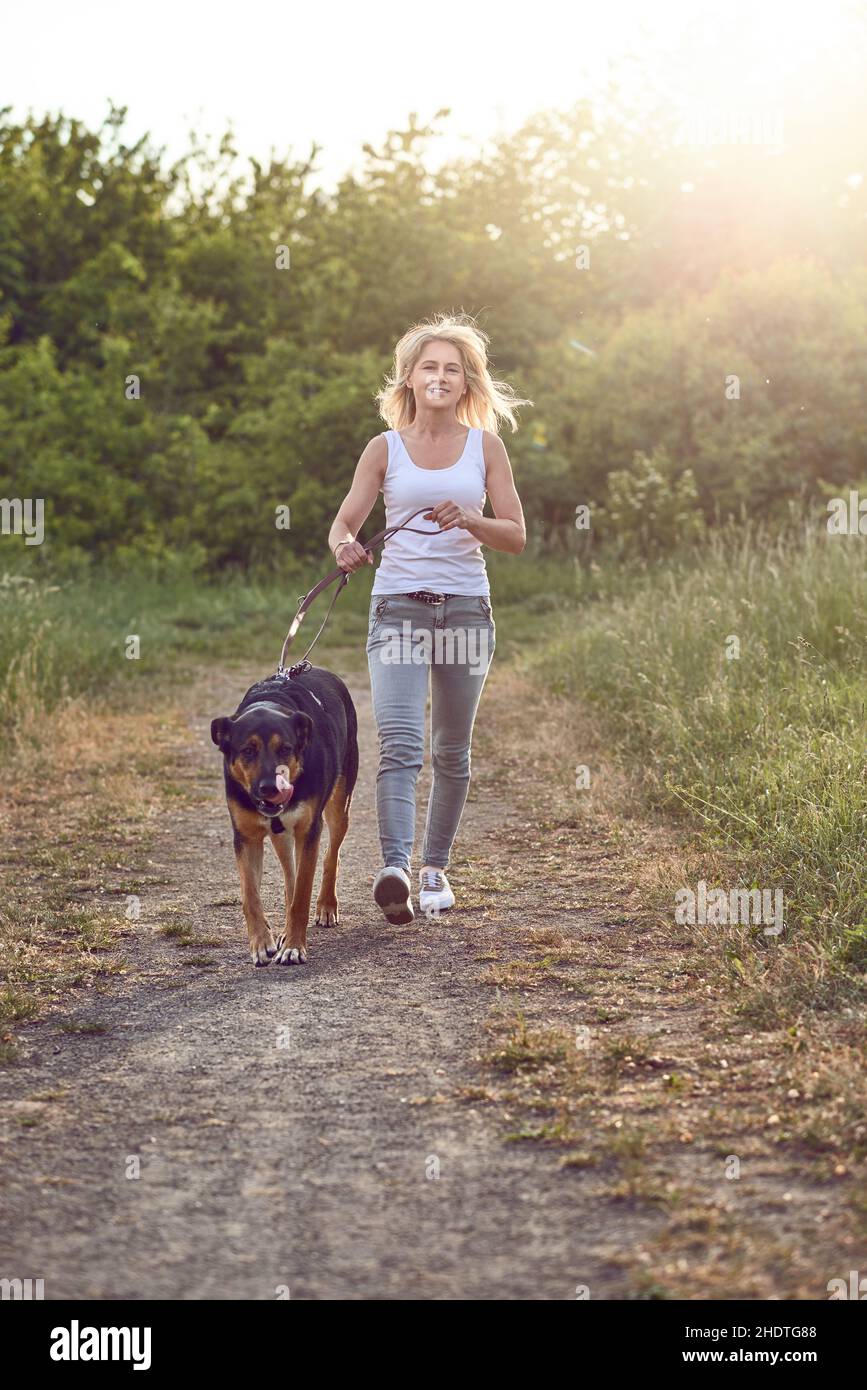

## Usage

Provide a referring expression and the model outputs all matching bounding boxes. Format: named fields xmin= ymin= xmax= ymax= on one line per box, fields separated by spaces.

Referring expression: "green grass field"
xmin=531 ymin=521 xmax=866 ymax=979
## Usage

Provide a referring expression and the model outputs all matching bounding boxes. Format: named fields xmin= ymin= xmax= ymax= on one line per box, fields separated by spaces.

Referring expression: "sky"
xmin=2 ymin=0 xmax=861 ymax=193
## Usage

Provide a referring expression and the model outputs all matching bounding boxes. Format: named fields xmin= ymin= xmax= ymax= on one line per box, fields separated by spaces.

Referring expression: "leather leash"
xmin=275 ymin=505 xmax=443 ymax=679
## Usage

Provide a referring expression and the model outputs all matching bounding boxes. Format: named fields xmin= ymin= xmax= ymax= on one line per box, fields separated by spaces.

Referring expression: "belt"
xmin=403 ymin=589 xmax=455 ymax=604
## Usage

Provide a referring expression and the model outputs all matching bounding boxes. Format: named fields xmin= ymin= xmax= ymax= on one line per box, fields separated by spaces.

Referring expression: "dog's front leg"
xmin=273 ymin=819 xmax=321 ymax=966
xmin=233 ymin=830 xmax=277 ymax=966
xmin=269 ymin=828 xmax=296 ymax=952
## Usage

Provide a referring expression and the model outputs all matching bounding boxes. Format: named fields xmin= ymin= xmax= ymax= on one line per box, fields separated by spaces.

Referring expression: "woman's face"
xmin=406 ymin=340 xmax=467 ymax=409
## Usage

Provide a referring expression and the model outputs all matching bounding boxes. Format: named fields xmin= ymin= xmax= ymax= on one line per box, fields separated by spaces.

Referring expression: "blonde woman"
xmin=328 ymin=313 xmax=531 ymax=923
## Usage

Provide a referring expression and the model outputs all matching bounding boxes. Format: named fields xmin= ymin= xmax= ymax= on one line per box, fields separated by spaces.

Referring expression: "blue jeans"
xmin=365 ymin=593 xmax=496 ymax=874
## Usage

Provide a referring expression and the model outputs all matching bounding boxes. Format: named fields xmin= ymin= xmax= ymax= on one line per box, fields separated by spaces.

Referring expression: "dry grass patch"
xmin=0 ymin=683 xmax=200 ymax=1058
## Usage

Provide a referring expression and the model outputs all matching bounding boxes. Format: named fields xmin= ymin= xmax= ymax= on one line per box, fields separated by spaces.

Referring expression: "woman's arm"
xmin=425 ymin=431 xmax=526 ymax=554
xmin=327 ymin=435 xmax=388 ymax=571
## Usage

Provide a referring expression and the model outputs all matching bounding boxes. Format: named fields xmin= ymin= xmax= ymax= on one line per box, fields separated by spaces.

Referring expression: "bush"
xmin=599 ymin=446 xmax=705 ymax=556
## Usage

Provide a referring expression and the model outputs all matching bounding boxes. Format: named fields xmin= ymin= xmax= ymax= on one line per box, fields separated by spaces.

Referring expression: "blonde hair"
xmin=375 ymin=311 xmax=533 ymax=433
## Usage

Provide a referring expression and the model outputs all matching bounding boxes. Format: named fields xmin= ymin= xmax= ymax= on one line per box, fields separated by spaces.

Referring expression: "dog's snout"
xmin=258 ymin=780 xmax=280 ymax=801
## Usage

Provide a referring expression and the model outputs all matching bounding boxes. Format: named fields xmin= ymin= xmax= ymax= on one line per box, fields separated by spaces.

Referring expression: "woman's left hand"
xmin=424 ymin=501 xmax=483 ymax=533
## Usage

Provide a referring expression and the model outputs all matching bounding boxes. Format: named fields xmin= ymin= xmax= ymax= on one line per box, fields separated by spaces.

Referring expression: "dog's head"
xmin=211 ymin=701 xmax=313 ymax=817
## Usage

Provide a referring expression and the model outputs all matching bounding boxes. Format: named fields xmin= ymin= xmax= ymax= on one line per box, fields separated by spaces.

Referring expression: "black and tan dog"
xmin=211 ymin=669 xmax=358 ymax=966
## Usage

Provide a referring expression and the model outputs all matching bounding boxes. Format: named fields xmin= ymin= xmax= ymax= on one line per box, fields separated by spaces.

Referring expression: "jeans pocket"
xmin=478 ymin=596 xmax=494 ymax=623
xmin=368 ymin=596 xmax=390 ymax=638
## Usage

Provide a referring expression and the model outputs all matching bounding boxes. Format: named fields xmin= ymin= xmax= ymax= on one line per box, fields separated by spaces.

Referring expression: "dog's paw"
xmin=314 ymin=901 xmax=339 ymax=928
xmin=250 ymin=938 xmax=277 ymax=967
xmin=273 ymin=941 xmax=307 ymax=966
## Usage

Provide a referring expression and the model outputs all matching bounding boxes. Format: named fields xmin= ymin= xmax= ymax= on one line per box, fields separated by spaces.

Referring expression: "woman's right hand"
xmin=334 ymin=539 xmax=373 ymax=573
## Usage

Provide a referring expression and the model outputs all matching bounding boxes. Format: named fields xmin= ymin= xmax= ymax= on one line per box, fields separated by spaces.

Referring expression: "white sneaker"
xmin=373 ymin=866 xmax=414 ymax=924
xmin=419 ymin=868 xmax=455 ymax=918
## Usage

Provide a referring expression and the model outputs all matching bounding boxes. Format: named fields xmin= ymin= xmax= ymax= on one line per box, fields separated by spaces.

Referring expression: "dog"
xmin=210 ymin=668 xmax=358 ymax=966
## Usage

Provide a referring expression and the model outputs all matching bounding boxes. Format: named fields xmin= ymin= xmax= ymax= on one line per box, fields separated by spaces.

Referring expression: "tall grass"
xmin=532 ymin=521 xmax=866 ymax=970
xmin=0 ymin=560 xmax=303 ymax=750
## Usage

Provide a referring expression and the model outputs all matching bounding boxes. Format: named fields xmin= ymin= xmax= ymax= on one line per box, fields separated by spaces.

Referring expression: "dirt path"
xmin=0 ymin=657 xmax=859 ymax=1299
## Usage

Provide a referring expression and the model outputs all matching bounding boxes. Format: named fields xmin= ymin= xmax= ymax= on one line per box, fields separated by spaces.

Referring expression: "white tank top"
xmin=370 ymin=427 xmax=490 ymax=596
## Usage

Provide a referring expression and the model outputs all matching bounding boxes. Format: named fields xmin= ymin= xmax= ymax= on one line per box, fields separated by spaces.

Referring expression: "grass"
xmin=484 ymin=1007 xmax=574 ymax=1074
xmin=0 ymin=693 xmax=197 ymax=1056
xmin=531 ymin=518 xmax=867 ymax=993
xmin=0 ymin=561 xmax=308 ymax=752
xmin=0 ymin=985 xmax=39 ymax=1024
xmin=156 ymin=917 xmax=224 ymax=949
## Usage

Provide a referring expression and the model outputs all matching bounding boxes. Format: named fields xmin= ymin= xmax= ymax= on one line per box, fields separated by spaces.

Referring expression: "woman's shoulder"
xmin=356 ymin=432 xmax=391 ymax=485
xmin=478 ymin=427 xmax=507 ymax=460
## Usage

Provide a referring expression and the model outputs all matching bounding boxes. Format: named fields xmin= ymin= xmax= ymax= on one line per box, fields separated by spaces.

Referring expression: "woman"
xmin=327 ymin=312 xmax=531 ymax=924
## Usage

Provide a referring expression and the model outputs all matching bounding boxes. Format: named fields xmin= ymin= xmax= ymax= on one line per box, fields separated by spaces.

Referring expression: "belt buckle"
xmin=414 ymin=589 xmax=446 ymax=604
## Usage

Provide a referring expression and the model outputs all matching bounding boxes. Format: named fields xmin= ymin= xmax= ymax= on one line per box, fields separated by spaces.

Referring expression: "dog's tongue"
xmin=265 ymin=776 xmax=294 ymax=807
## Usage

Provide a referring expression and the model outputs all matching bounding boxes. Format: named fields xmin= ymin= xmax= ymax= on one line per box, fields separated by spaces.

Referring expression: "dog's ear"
xmin=290 ymin=711 xmax=314 ymax=754
xmin=211 ymin=716 xmax=233 ymax=752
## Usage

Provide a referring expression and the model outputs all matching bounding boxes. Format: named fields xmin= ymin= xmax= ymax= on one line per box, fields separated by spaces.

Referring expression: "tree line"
xmin=1 ymin=70 xmax=866 ymax=574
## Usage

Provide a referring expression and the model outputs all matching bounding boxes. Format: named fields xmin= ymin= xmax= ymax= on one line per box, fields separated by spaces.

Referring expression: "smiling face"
xmin=211 ymin=704 xmax=312 ymax=817
xmin=406 ymin=338 xmax=467 ymax=410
